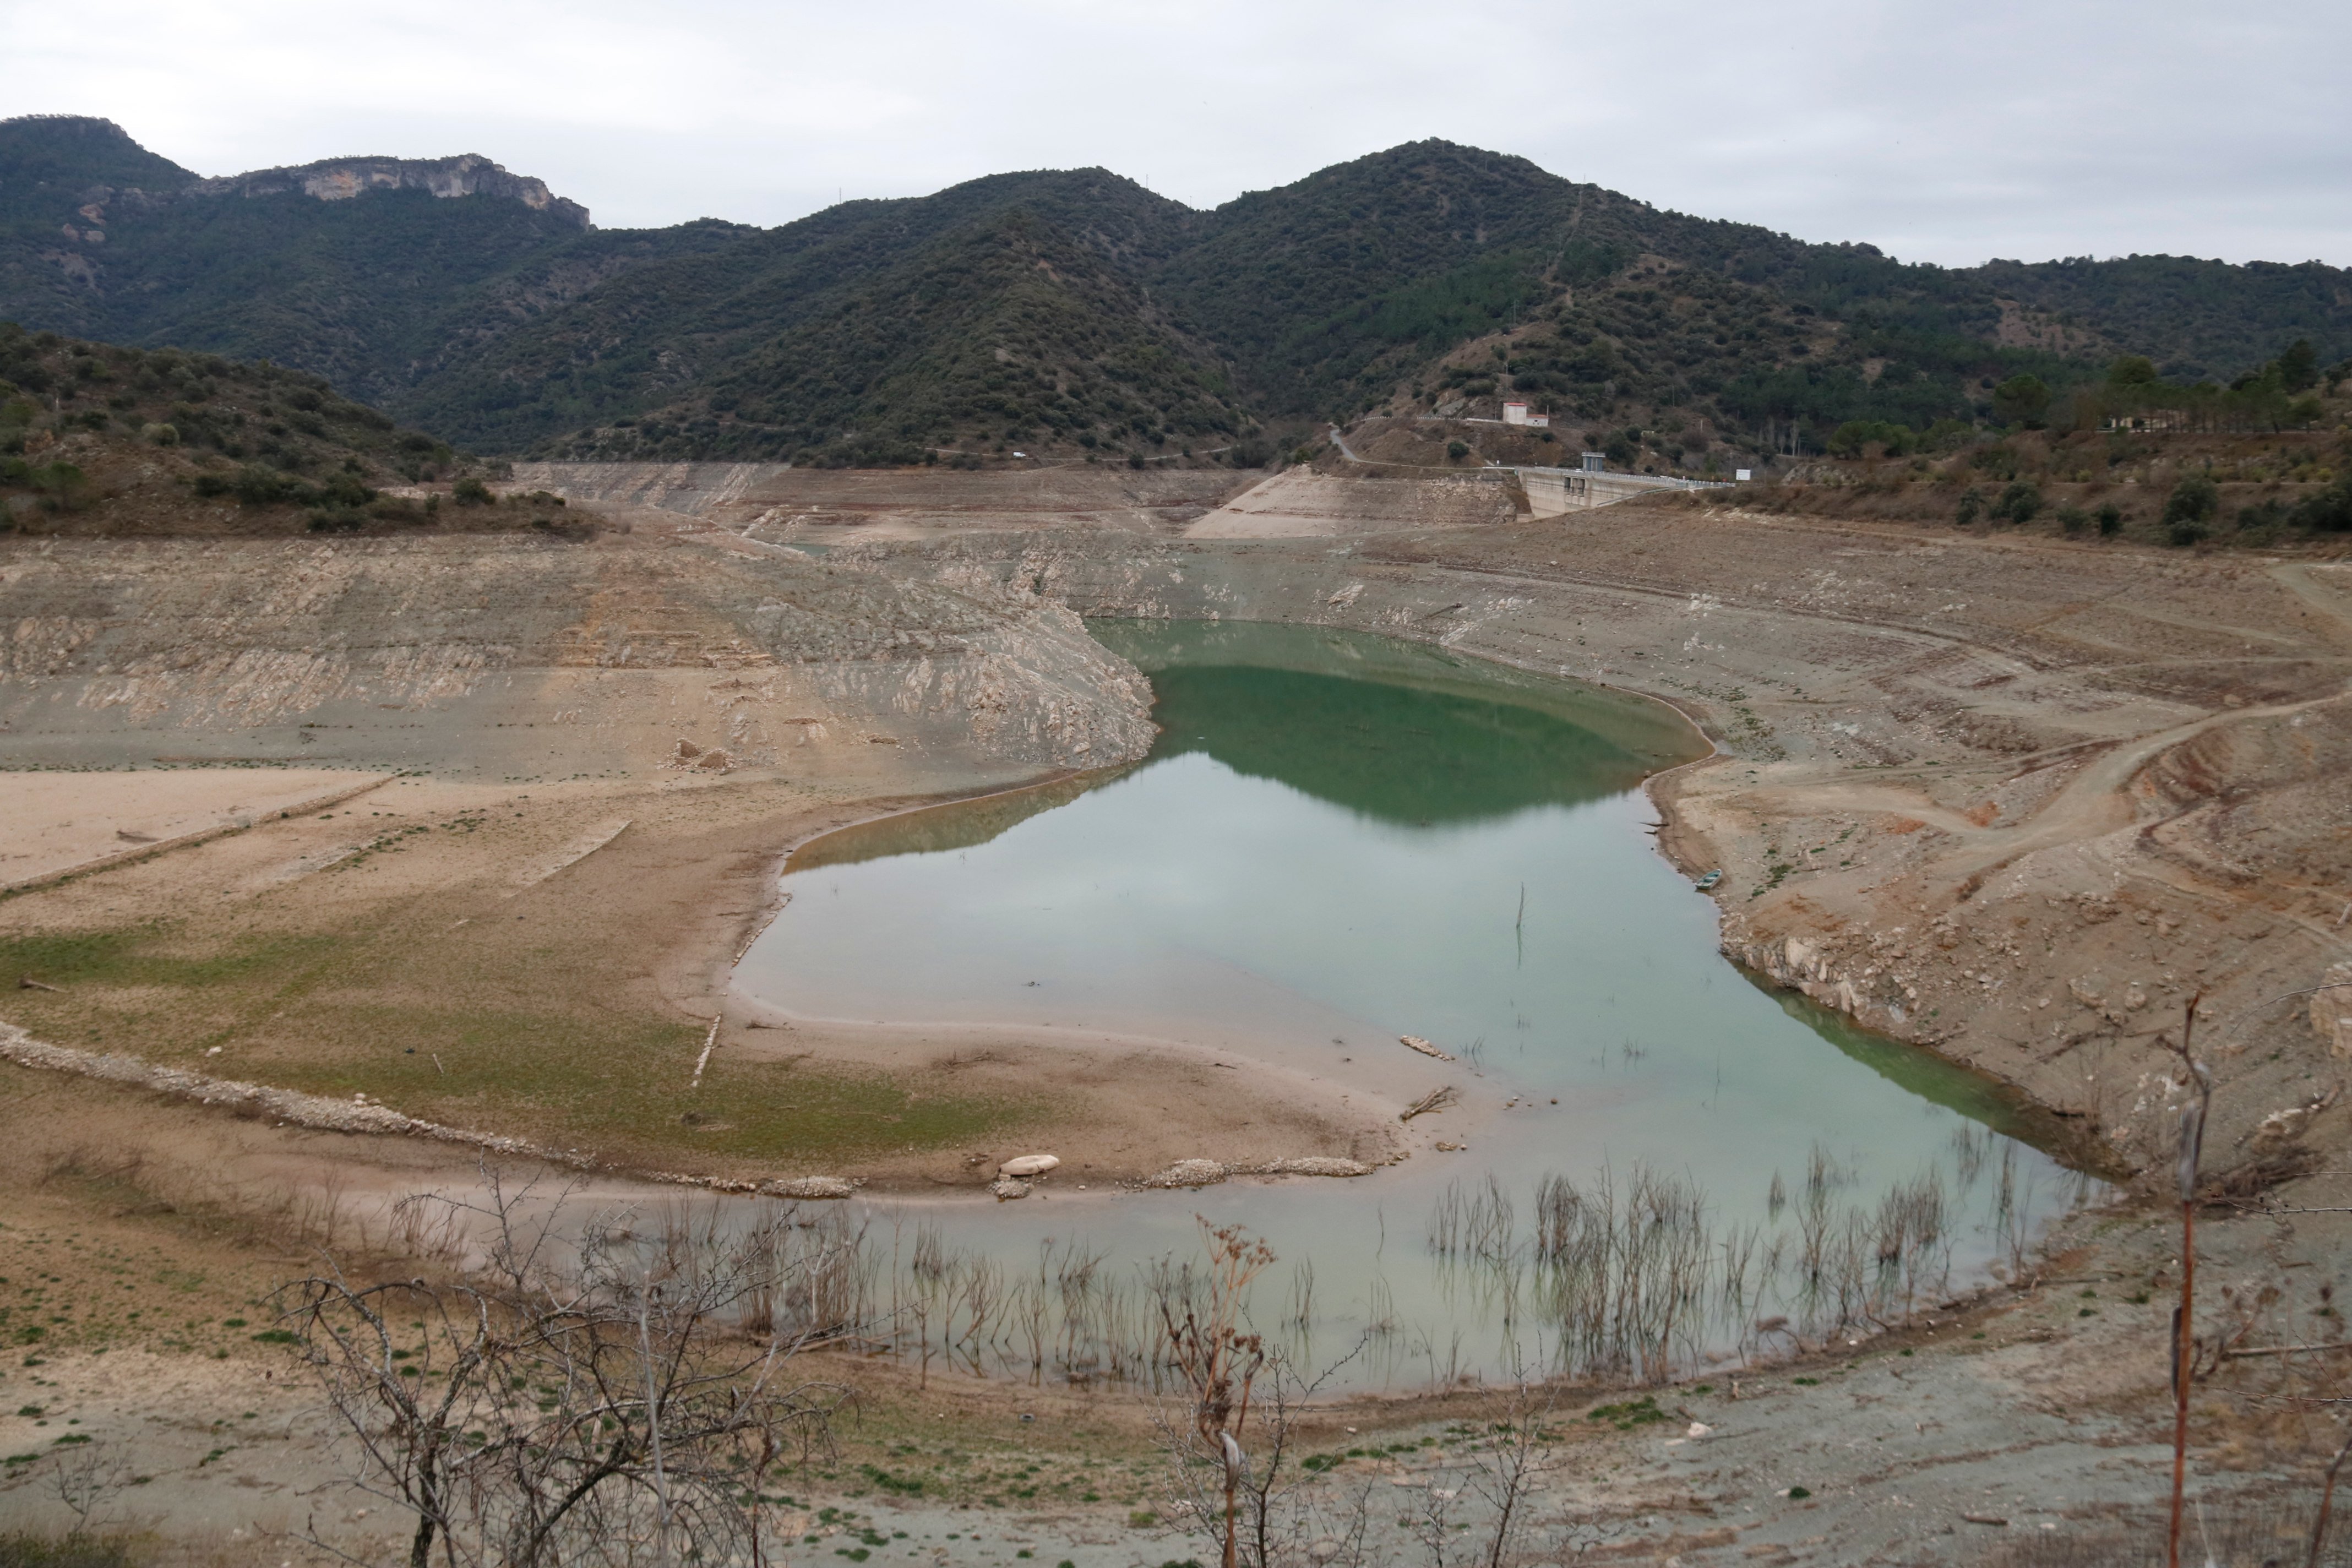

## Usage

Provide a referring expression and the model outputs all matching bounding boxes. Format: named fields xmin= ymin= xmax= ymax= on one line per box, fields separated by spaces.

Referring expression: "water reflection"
xmin=731 ymin=621 xmax=2104 ymax=1390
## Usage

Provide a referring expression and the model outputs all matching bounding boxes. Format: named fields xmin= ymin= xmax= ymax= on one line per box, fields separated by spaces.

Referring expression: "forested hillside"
xmin=0 ymin=322 xmax=541 ymax=537
xmin=404 ymin=168 xmax=1204 ymax=456
xmin=5 ymin=117 xmax=2346 ymax=467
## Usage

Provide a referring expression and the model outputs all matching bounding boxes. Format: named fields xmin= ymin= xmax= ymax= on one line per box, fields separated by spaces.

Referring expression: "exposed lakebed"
xmin=735 ymin=623 xmax=2094 ymax=1388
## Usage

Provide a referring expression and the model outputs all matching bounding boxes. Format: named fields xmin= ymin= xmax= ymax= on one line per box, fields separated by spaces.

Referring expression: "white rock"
xmin=761 ymin=1176 xmax=854 ymax=1200
xmin=989 ymin=1177 xmax=1031 ymax=1200
xmin=999 ymin=1153 xmax=1061 ymax=1178
xmin=1257 ymin=1157 xmax=1375 ymax=1178
xmin=1145 ymin=1158 xmax=1229 ymax=1189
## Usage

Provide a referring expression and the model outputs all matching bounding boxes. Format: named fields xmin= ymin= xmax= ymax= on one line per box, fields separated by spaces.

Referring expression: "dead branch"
xmin=1401 ymin=1087 xmax=1458 ymax=1123
xmin=269 ymin=1163 xmax=852 ymax=1568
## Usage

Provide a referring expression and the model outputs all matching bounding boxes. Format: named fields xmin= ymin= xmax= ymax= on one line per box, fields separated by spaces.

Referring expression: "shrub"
xmin=2055 ymin=504 xmax=2088 ymax=535
xmin=140 ymin=422 xmax=179 ymax=447
xmin=189 ymin=464 xmax=376 ymax=510
xmin=2162 ymin=474 xmax=2219 ymax=531
xmin=1446 ymin=440 xmax=1469 ymax=461
xmin=2096 ymin=503 xmax=2123 ymax=536
xmin=29 ymin=462 xmax=89 ymax=511
xmin=2288 ymin=475 xmax=2352 ymax=531
xmin=1956 ymin=487 xmax=1983 ymax=526
xmin=1991 ymin=374 xmax=2052 ymax=428
xmin=452 ymin=476 xmax=493 ymax=506
xmin=228 ymin=465 xmax=299 ymax=504
xmin=1827 ymin=419 xmax=1915 ymax=458
xmin=1989 ymin=481 xmax=2041 ymax=525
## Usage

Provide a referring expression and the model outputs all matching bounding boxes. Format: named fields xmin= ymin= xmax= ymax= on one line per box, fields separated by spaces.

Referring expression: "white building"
xmin=1501 ymin=402 xmax=1550 ymax=428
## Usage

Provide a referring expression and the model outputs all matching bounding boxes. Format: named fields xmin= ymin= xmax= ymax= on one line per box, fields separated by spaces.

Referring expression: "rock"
xmin=2253 ymin=1085 xmax=2341 ymax=1152
xmin=674 ymin=738 xmax=703 ymax=760
xmin=1145 ymin=1158 xmax=1229 ymax=1189
xmin=989 ymin=1177 xmax=1031 ymax=1200
xmin=998 ymin=1153 xmax=1060 ymax=1178
xmin=2312 ymin=963 xmax=2352 ymax=1060
xmin=761 ymin=1176 xmax=854 ymax=1200
xmin=1256 ymin=1157 xmax=1375 ymax=1178
xmin=1398 ymin=1034 xmax=1454 ymax=1061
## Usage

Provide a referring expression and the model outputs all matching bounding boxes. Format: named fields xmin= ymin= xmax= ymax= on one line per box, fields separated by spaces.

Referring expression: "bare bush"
xmin=275 ymin=1167 xmax=851 ymax=1568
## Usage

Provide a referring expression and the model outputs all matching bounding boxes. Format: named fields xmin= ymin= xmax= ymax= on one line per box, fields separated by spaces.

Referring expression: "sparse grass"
xmin=254 ymin=999 xmax=1027 ymax=1168
xmin=0 ymin=1534 xmax=141 ymax=1568
xmin=0 ymin=928 xmax=341 ymax=995
xmin=0 ymin=919 xmax=1039 ymax=1172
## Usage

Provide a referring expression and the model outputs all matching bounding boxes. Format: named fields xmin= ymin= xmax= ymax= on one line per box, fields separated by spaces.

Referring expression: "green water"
xmin=736 ymin=622 xmax=2092 ymax=1386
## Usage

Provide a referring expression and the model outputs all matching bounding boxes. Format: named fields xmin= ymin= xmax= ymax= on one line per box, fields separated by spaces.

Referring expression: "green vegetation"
xmin=562 ymin=209 xmax=1250 ymax=464
xmin=0 ymin=321 xmax=463 ymax=533
xmin=0 ymin=919 xmax=1037 ymax=1172
xmin=0 ymin=1534 xmax=141 ymax=1567
xmin=1585 ymin=1395 xmax=1669 ymax=1430
xmin=6 ymin=118 xmax=2348 ymax=467
xmin=2163 ymin=472 xmax=2221 ymax=544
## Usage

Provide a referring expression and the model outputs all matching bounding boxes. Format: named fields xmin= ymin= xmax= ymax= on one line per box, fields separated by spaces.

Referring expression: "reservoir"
xmin=734 ymin=622 xmax=2093 ymax=1387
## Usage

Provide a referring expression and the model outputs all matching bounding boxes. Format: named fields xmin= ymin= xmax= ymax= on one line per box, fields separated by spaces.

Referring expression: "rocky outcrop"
xmin=196 ymin=154 xmax=590 ymax=228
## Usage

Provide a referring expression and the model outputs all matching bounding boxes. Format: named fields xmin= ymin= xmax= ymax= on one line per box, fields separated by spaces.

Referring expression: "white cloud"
xmin=7 ymin=0 xmax=2348 ymax=265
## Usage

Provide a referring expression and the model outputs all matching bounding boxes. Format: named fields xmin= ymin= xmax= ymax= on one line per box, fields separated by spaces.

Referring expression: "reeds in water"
xmin=620 ymin=1128 xmax=2086 ymax=1397
xmin=1531 ymin=1163 xmax=1711 ymax=1382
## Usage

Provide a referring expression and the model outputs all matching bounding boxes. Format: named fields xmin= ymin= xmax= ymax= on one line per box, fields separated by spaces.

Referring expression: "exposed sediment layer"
xmin=0 ymin=529 xmax=1153 ymax=775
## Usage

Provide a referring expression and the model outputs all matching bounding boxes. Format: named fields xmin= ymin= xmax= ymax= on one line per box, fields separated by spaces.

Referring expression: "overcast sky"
xmin=9 ymin=0 xmax=2349 ymax=269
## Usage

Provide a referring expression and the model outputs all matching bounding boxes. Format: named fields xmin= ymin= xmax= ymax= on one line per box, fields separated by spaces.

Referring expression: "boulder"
xmin=1145 ymin=1158 xmax=1229 ymax=1189
xmin=1257 ymin=1157 xmax=1375 ymax=1178
xmin=761 ymin=1175 xmax=854 ymax=1200
xmin=998 ymin=1153 xmax=1060 ymax=1178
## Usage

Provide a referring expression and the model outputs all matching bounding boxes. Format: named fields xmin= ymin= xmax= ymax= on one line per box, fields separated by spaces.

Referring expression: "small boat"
xmin=1694 ymin=869 xmax=1723 ymax=890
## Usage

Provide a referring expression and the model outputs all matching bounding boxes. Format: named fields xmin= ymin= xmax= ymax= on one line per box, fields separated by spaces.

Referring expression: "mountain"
xmin=5 ymin=117 xmax=2348 ymax=465
xmin=0 ymin=116 xmax=734 ymax=421
xmin=398 ymin=168 xmax=1219 ymax=460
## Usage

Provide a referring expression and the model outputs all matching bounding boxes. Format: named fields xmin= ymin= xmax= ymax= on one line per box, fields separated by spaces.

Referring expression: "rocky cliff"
xmin=194 ymin=153 xmax=590 ymax=228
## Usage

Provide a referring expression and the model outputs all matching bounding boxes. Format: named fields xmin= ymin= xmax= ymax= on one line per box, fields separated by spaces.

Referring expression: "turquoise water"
xmin=734 ymin=622 xmax=2091 ymax=1387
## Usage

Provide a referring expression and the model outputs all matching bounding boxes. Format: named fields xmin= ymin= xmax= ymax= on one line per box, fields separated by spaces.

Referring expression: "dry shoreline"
xmin=5 ymin=467 xmax=2351 ymax=1562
